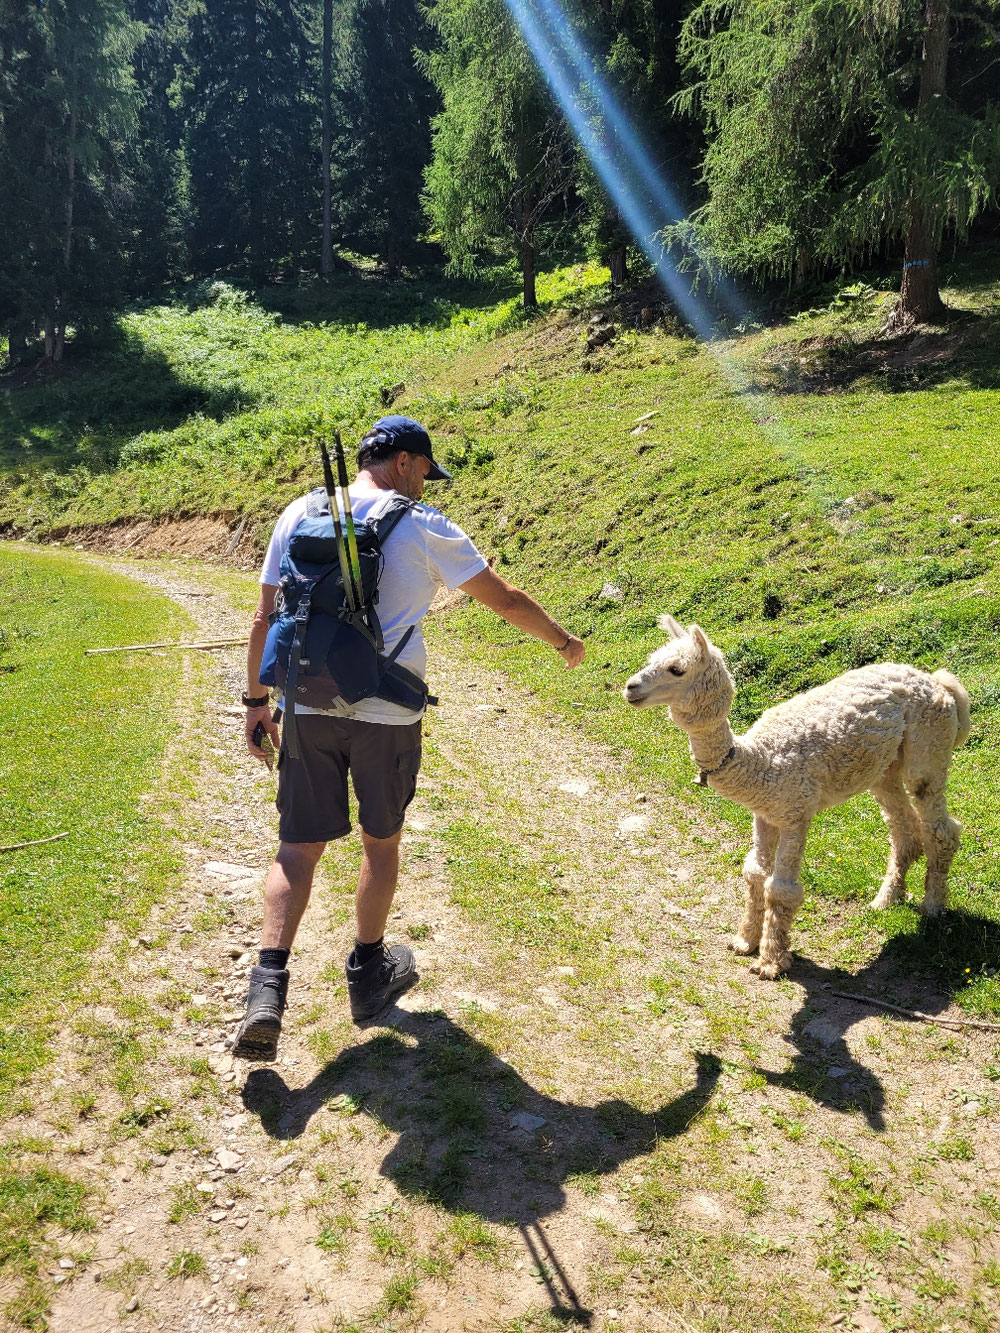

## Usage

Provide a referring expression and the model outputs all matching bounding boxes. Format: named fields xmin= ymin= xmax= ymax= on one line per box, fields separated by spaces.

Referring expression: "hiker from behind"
xmin=232 ymin=416 xmax=585 ymax=1060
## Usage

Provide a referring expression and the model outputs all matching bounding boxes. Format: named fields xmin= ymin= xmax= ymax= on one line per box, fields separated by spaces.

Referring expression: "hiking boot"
xmin=345 ymin=943 xmax=417 ymax=1023
xmin=231 ymin=966 xmax=288 ymax=1061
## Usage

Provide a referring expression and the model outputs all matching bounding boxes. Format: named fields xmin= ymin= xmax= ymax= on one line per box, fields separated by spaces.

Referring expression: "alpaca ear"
xmin=658 ymin=614 xmax=684 ymax=639
xmin=690 ymin=625 xmax=710 ymax=657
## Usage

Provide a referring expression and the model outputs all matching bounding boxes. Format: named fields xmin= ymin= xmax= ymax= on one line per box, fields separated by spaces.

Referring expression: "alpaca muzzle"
xmin=622 ymin=674 xmax=649 ymax=706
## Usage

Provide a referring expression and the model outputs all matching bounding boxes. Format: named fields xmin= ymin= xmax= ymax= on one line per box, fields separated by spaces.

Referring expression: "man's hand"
xmin=246 ymin=704 xmax=281 ymax=762
xmin=557 ymin=635 xmax=586 ymax=669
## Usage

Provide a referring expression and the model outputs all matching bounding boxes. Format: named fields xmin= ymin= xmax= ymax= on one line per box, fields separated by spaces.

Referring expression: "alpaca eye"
xmin=668 ymin=665 xmax=686 ymax=677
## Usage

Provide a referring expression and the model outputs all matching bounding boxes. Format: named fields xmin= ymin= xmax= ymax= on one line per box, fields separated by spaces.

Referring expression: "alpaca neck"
xmin=679 ymin=713 xmax=738 ymax=773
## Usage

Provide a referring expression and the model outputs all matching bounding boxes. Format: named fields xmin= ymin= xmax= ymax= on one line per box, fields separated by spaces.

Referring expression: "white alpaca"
xmin=623 ymin=616 xmax=970 ymax=979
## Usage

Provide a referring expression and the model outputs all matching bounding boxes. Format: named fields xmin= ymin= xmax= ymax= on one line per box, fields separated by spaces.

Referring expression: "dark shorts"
xmin=276 ymin=716 xmax=423 ymax=843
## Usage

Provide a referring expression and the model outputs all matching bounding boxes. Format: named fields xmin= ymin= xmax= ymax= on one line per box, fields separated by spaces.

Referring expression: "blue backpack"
xmin=260 ymin=488 xmax=432 ymax=758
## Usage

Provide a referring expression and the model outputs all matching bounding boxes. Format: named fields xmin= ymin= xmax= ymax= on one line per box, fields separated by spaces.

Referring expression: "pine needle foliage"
xmin=673 ymin=0 xmax=1000 ymax=316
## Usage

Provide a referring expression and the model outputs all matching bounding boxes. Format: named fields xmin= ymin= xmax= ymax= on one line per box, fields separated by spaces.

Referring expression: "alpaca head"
xmin=622 ymin=615 xmax=735 ymax=729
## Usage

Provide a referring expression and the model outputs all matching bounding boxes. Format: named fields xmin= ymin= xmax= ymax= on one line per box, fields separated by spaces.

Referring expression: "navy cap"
xmin=362 ymin=415 xmax=452 ymax=482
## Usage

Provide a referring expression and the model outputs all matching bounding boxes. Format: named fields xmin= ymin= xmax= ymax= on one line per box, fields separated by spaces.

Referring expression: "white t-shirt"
xmin=259 ymin=486 xmax=487 ymax=724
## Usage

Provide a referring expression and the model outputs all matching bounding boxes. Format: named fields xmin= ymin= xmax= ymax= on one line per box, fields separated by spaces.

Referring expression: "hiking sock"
xmin=353 ymin=937 xmax=384 ymax=966
xmin=259 ymin=947 xmax=290 ymax=971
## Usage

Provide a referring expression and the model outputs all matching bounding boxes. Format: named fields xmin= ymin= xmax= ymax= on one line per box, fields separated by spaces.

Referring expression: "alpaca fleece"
xmin=623 ymin=617 xmax=970 ymax=979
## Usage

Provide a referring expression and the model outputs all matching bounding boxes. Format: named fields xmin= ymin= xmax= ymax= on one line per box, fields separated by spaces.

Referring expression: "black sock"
xmin=353 ymin=937 xmax=383 ymax=965
xmin=259 ymin=947 xmax=289 ymax=971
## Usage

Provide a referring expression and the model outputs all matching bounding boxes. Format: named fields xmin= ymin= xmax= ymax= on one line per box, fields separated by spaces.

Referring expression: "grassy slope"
xmin=1 ymin=255 xmax=998 ymax=1017
xmin=418 ymin=257 xmax=1000 ymax=1015
xmin=0 ymin=266 xmax=605 ymax=533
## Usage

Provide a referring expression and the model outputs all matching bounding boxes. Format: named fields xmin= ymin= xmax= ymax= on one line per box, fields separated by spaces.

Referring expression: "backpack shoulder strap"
xmin=373 ymin=494 xmax=415 ymax=545
xmin=305 ymin=486 xmax=329 ymax=518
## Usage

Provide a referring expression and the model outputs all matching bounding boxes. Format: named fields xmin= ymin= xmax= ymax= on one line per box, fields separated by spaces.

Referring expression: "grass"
xmin=0 ymin=264 xmax=607 ymax=538
xmin=0 ymin=546 xmax=187 ymax=1110
xmin=0 ymin=1165 xmax=93 ymax=1329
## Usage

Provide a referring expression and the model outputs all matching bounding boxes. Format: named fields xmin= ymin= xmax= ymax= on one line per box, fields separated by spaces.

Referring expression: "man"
xmin=233 ymin=415 xmax=585 ymax=1060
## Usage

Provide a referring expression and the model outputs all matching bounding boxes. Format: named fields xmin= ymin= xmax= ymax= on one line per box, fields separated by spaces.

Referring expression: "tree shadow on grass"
xmin=0 ymin=326 xmax=255 ymax=475
xmin=243 ymin=1016 xmax=721 ymax=1325
xmin=751 ymin=311 xmax=1000 ymax=396
xmin=758 ymin=908 xmax=1000 ymax=1132
xmin=253 ymin=267 xmax=523 ymax=332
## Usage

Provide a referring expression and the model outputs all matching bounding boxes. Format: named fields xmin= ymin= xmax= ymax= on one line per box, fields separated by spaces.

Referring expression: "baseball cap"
xmin=361 ymin=415 xmax=452 ymax=481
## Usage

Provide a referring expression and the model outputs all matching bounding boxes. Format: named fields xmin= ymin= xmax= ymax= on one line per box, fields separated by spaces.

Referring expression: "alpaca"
xmin=623 ymin=616 xmax=970 ymax=979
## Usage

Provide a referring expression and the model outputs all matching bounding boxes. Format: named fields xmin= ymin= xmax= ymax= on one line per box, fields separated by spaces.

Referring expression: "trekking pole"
xmin=319 ymin=437 xmax=357 ymax=613
xmin=334 ymin=431 xmax=364 ymax=611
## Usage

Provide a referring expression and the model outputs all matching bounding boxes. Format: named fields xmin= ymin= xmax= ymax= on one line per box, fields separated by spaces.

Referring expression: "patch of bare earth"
xmin=7 ymin=555 xmax=998 ymax=1333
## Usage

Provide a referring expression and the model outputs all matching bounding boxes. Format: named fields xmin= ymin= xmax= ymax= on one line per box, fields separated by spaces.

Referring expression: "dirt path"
xmin=9 ymin=555 xmax=999 ymax=1333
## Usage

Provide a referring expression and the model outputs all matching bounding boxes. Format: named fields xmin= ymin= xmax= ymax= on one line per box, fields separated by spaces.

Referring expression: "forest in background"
xmin=1 ymin=0 xmax=999 ymax=368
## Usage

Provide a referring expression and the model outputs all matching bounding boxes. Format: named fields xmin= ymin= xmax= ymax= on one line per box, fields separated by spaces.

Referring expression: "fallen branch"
xmin=0 ymin=831 xmax=69 ymax=853
xmin=86 ymin=637 xmax=248 ymax=655
xmin=831 ymin=989 xmax=1000 ymax=1033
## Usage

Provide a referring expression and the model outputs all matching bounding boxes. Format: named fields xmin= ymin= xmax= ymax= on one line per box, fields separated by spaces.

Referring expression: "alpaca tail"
xmin=933 ymin=669 xmax=971 ymax=749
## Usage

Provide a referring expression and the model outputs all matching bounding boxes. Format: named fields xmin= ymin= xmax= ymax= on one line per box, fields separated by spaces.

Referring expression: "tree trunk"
xmin=521 ymin=228 xmax=536 ymax=310
xmin=320 ymin=0 xmax=333 ymax=277
xmin=520 ymin=183 xmax=536 ymax=310
xmin=63 ymin=49 xmax=78 ymax=271
xmin=898 ymin=0 xmax=950 ymax=324
xmin=44 ymin=310 xmax=55 ymax=361
xmin=608 ymin=242 xmax=628 ymax=288
xmin=6 ymin=320 xmax=30 ymax=368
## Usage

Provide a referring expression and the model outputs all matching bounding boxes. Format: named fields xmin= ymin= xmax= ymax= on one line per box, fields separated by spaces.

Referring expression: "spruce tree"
xmin=328 ymin=0 xmax=437 ymax=277
xmin=0 ymin=0 xmax=141 ymax=363
xmin=421 ymin=0 xmax=575 ymax=307
xmin=676 ymin=0 xmax=1000 ymax=323
xmin=180 ymin=0 xmax=315 ymax=282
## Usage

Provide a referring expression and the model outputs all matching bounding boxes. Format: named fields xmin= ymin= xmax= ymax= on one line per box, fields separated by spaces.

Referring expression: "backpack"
xmin=259 ymin=488 xmax=433 ymax=758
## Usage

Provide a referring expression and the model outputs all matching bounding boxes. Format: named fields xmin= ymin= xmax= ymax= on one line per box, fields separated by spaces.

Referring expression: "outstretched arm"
xmin=458 ymin=567 xmax=585 ymax=669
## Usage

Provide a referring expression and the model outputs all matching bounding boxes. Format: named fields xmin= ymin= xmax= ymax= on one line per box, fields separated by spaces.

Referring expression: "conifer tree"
xmin=180 ymin=0 xmax=315 ymax=281
xmin=329 ymin=0 xmax=437 ymax=276
xmin=0 ymin=0 xmax=141 ymax=363
xmin=676 ymin=0 xmax=1000 ymax=323
xmin=421 ymin=0 xmax=574 ymax=307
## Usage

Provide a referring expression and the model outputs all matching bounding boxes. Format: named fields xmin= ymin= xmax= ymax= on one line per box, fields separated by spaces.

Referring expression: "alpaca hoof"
xmin=869 ymin=888 xmax=900 ymax=911
xmin=751 ymin=955 xmax=790 ymax=980
xmin=729 ymin=935 xmax=759 ymax=956
xmin=919 ymin=900 xmax=945 ymax=918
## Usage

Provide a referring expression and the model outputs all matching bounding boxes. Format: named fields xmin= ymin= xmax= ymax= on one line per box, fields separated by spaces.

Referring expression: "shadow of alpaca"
xmin=242 ymin=1015 xmax=722 ymax=1322
xmin=759 ymin=908 xmax=1000 ymax=1132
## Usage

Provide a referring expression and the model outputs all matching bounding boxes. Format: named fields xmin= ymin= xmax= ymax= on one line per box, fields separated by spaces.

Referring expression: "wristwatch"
xmin=242 ymin=692 xmax=270 ymax=708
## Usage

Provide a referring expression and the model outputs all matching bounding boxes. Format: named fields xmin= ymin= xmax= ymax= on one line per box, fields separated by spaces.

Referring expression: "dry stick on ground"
xmin=0 ymin=831 xmax=69 ymax=853
xmin=85 ymin=637 xmax=248 ymax=655
xmin=831 ymin=989 xmax=1000 ymax=1033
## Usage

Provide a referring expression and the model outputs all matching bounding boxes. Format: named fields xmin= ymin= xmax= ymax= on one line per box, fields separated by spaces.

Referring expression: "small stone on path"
xmin=272 ymin=1153 xmax=298 ymax=1174
xmin=557 ymin=780 xmax=590 ymax=797
xmin=203 ymin=862 xmax=257 ymax=880
xmin=509 ymin=1112 xmax=546 ymax=1133
xmin=618 ymin=814 xmax=650 ymax=835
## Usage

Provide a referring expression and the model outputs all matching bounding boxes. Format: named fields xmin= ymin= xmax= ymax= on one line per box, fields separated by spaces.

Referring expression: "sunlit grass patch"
xmin=0 ymin=546 xmax=187 ymax=1111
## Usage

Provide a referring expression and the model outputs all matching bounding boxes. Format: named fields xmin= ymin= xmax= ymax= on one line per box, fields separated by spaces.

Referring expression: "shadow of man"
xmin=758 ymin=908 xmax=1000 ymax=1132
xmin=242 ymin=1013 xmax=722 ymax=1326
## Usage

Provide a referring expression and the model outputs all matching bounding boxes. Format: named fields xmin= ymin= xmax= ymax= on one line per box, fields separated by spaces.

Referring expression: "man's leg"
xmin=263 ymin=840 xmax=327 ymax=947
xmin=232 ymin=841 xmax=325 ymax=1061
xmin=356 ymin=829 xmax=402 ymax=943
xmin=345 ymin=829 xmax=417 ymax=1020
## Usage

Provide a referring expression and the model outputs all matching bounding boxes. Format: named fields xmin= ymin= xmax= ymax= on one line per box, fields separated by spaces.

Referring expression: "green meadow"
xmin=1 ymin=251 xmax=999 ymax=1021
xmin=0 ymin=546 xmax=187 ymax=1108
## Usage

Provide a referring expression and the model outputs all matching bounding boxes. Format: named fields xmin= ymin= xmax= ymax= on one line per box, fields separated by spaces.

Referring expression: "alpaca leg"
xmin=753 ymin=825 xmax=808 ymax=980
xmin=869 ymin=774 xmax=923 ymax=910
xmin=911 ymin=781 xmax=961 ymax=916
xmin=731 ymin=815 xmax=778 ymax=955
